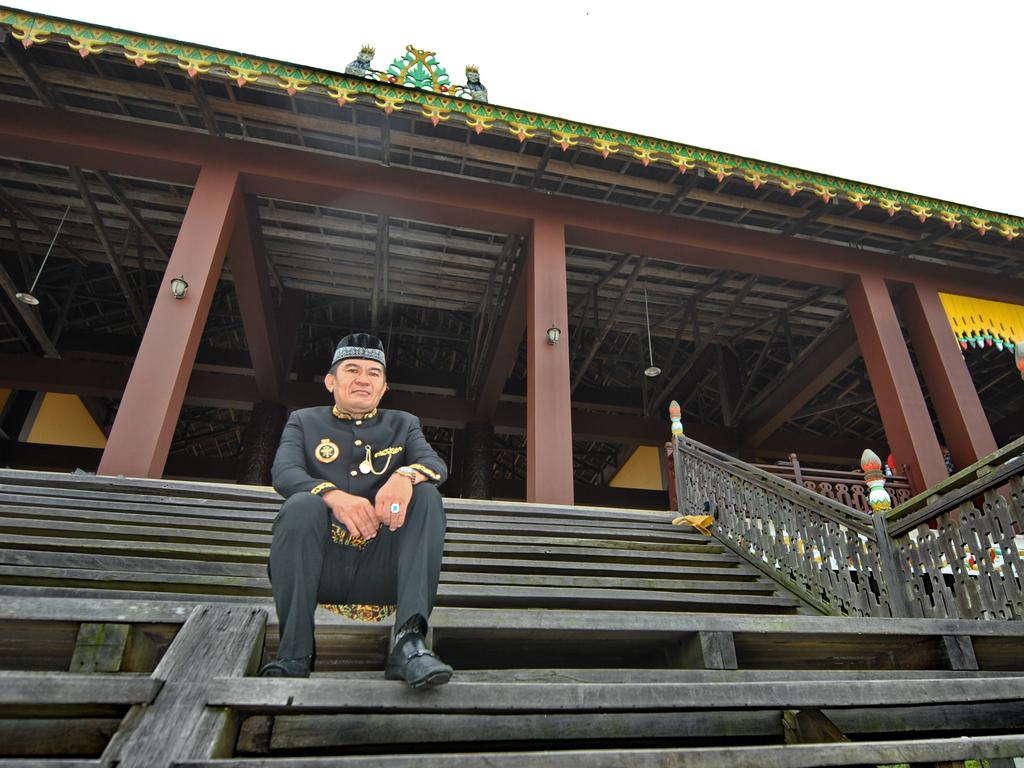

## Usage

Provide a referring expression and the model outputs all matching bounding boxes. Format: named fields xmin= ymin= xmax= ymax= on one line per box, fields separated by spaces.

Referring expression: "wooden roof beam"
xmin=228 ymin=195 xmax=284 ymax=402
xmin=0 ymin=261 xmax=59 ymax=357
xmin=187 ymin=77 xmax=224 ymax=138
xmin=473 ymin=247 xmax=527 ymax=421
xmin=651 ymin=276 xmax=756 ymax=412
xmin=740 ymin=319 xmax=860 ymax=448
xmin=68 ymin=167 xmax=147 ymax=335
xmin=94 ymin=171 xmax=170 ymax=261
xmin=571 ymin=256 xmax=647 ymax=395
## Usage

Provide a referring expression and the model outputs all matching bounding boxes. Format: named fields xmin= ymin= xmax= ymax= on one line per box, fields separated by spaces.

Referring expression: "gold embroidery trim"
xmin=374 ymin=446 xmax=404 ymax=458
xmin=331 ymin=406 xmax=378 ymax=421
xmin=310 ymin=482 xmax=336 ymax=496
xmin=409 ymin=463 xmax=441 ymax=481
xmin=319 ymin=603 xmax=396 ymax=622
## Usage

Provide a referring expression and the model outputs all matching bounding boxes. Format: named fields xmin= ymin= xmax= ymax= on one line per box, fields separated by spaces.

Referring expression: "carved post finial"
xmin=669 ymin=400 xmax=684 ymax=437
xmin=860 ymin=448 xmax=892 ymax=514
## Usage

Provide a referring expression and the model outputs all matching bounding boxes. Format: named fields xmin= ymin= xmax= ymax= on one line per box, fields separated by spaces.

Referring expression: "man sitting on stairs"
xmin=259 ymin=333 xmax=453 ymax=687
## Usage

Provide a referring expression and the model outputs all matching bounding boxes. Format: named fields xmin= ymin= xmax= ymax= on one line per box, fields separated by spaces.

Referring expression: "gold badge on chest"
xmin=315 ymin=438 xmax=340 ymax=463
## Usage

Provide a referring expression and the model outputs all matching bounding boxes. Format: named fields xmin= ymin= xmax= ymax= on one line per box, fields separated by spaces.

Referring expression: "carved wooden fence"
xmin=673 ymin=437 xmax=905 ymax=618
xmin=673 ymin=434 xmax=1024 ymax=620
xmin=750 ymin=456 xmax=914 ymax=513
xmin=886 ymin=436 xmax=1024 ymax=620
xmin=665 ymin=446 xmax=913 ymax=515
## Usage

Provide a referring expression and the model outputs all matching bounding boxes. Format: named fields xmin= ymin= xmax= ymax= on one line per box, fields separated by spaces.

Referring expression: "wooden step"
xmin=176 ymin=733 xmax=1024 ymax=767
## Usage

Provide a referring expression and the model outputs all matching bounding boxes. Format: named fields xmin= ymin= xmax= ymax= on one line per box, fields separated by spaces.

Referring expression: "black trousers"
xmin=268 ymin=484 xmax=446 ymax=660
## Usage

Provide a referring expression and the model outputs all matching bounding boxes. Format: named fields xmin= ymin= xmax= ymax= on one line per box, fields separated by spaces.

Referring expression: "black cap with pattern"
xmin=329 ymin=333 xmax=386 ymax=371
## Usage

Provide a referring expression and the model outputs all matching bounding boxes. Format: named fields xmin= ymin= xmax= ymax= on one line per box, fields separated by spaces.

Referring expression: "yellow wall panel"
xmin=26 ymin=393 xmax=107 ymax=449
xmin=609 ymin=445 xmax=664 ymax=490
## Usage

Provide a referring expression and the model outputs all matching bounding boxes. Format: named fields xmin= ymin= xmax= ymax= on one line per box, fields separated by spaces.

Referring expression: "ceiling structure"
xmin=0 ymin=13 xmax=1021 ymax=493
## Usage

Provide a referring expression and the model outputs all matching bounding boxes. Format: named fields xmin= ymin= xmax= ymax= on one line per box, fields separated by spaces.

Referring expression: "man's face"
xmin=325 ymin=359 xmax=387 ymax=414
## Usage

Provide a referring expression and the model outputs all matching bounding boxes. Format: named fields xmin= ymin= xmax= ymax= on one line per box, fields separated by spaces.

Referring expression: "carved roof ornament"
xmin=340 ymin=43 xmax=488 ymax=103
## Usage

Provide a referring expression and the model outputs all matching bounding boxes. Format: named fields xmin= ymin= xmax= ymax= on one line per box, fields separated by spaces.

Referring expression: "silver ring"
xmin=390 ymin=503 xmax=401 ymax=514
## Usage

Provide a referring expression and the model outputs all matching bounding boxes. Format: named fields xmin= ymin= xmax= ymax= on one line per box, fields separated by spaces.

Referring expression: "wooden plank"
xmin=0 ymin=578 xmax=798 ymax=612
xmin=69 ymin=623 xmax=131 ymax=673
xmin=438 ymin=572 xmax=776 ymax=595
xmin=0 ymin=483 xmax=279 ymax=513
xmin=0 ymin=549 xmax=267 ymax=578
xmin=0 ymin=673 xmax=160 ymax=706
xmin=208 ymin=676 xmax=1024 ymax=711
xmin=782 ymin=709 xmax=849 ymax=744
xmin=943 ymin=634 xmax=980 ymax=671
xmin=5 ymin=597 xmax=1024 ymax=640
xmin=0 ymin=718 xmax=118 ymax=757
xmin=0 ymin=469 xmax=279 ymax=503
xmin=672 ymin=631 xmax=738 ymax=670
xmin=0 ymin=549 xmax=762 ymax=587
xmin=174 ymin=733 xmax=1024 ymax=767
xmin=440 ymin=542 xmax=736 ymax=566
xmin=0 ymin=581 xmax=797 ymax=614
xmin=441 ymin=532 xmax=724 ymax=555
xmin=0 ymin=534 xmax=269 ymax=560
xmin=0 ymin=503 xmax=274 ymax=531
xmin=440 ymin=557 xmax=761 ymax=580
xmin=245 ymin=700 xmax=1024 ymax=752
xmin=0 ymin=515 xmax=273 ymax=546
xmin=257 ymin=710 xmax=783 ymax=751
xmin=0 ymin=491 xmax=277 ymax=522
xmin=321 ymin=668 xmax=1024 ymax=683
xmin=0 ymin=565 xmax=271 ymax=592
xmin=102 ymin=605 xmax=266 ymax=768
xmin=0 ymin=761 xmax=101 ymax=767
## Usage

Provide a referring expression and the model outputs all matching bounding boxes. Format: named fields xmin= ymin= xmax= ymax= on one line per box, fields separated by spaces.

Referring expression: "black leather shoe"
xmin=258 ymin=656 xmax=311 ymax=678
xmin=384 ymin=634 xmax=452 ymax=688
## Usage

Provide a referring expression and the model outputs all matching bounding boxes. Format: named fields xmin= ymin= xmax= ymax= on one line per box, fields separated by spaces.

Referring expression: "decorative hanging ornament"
xmin=1015 ymin=342 xmax=1024 ymax=381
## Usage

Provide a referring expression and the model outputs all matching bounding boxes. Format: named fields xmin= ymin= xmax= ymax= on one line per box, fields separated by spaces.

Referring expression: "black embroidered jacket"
xmin=271 ymin=406 xmax=448 ymax=500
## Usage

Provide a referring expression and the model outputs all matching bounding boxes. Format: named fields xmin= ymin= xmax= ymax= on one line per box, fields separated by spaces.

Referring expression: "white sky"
xmin=14 ymin=0 xmax=1024 ymax=217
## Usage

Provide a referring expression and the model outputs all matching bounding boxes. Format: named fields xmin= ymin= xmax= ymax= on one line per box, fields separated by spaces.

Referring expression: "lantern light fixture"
xmin=546 ymin=326 xmax=561 ymax=345
xmin=170 ymin=275 xmax=189 ymax=299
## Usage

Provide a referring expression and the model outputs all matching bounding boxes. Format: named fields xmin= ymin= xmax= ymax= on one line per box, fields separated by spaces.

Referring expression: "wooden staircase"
xmin=1 ymin=468 xmax=1024 ymax=766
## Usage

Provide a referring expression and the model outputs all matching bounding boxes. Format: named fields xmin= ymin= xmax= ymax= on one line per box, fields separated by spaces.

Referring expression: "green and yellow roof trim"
xmin=2 ymin=7 xmax=1023 ymax=239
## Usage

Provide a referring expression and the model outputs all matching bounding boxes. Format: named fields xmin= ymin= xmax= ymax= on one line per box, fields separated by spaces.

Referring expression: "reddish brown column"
xmin=98 ymin=165 xmax=242 ymax=478
xmin=526 ymin=215 xmax=574 ymax=505
xmin=846 ymin=274 xmax=947 ymax=492
xmin=899 ymin=283 xmax=997 ymax=469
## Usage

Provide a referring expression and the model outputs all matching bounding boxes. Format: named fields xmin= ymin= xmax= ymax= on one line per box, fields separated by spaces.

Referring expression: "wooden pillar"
xmin=899 ymin=283 xmax=997 ymax=469
xmin=526 ymin=215 xmax=573 ymax=505
xmin=98 ymin=165 xmax=241 ymax=478
xmin=462 ymin=420 xmax=494 ymax=499
xmin=845 ymin=274 xmax=947 ymax=492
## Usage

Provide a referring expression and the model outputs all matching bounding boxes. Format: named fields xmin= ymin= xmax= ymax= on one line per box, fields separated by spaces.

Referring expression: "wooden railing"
xmin=672 ymin=434 xmax=1024 ymax=621
xmin=885 ymin=435 xmax=1024 ymax=620
xmin=751 ymin=454 xmax=914 ymax=513
xmin=672 ymin=437 xmax=907 ymax=618
xmin=665 ymin=446 xmax=913 ymax=515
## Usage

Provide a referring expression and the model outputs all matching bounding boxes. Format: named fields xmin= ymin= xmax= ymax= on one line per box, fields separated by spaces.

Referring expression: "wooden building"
xmin=2 ymin=10 xmax=1024 ymax=766
xmin=1 ymin=9 xmax=1022 ymax=508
